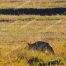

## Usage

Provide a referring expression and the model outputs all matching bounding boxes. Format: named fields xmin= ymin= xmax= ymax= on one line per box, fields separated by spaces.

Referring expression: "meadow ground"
xmin=0 ymin=0 xmax=66 ymax=66
xmin=0 ymin=15 xmax=66 ymax=66
xmin=0 ymin=0 xmax=66 ymax=8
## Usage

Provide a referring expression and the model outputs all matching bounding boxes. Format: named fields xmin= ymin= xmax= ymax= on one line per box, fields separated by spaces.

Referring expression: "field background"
xmin=0 ymin=0 xmax=66 ymax=8
xmin=0 ymin=0 xmax=66 ymax=66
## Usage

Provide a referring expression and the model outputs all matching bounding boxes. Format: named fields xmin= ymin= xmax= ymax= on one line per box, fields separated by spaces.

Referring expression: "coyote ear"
xmin=28 ymin=43 xmax=30 ymax=46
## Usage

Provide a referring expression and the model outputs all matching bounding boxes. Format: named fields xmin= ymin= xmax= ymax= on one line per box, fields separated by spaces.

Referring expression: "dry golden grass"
xmin=0 ymin=15 xmax=66 ymax=66
xmin=0 ymin=1 xmax=66 ymax=8
xmin=0 ymin=1 xmax=66 ymax=65
xmin=0 ymin=0 xmax=66 ymax=66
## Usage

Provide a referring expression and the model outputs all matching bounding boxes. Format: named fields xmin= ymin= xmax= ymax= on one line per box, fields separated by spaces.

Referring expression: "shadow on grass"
xmin=0 ymin=8 xmax=66 ymax=15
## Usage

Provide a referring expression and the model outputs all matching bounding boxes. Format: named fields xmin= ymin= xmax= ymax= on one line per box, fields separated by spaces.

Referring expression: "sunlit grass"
xmin=0 ymin=15 xmax=66 ymax=66
xmin=0 ymin=1 xmax=66 ymax=8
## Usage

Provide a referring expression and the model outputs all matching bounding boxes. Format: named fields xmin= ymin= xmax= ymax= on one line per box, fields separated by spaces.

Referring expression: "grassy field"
xmin=0 ymin=0 xmax=66 ymax=8
xmin=0 ymin=0 xmax=66 ymax=66
xmin=0 ymin=15 xmax=66 ymax=66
